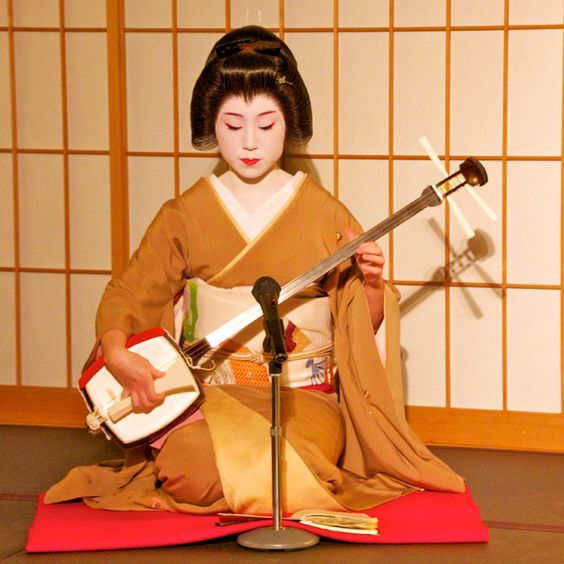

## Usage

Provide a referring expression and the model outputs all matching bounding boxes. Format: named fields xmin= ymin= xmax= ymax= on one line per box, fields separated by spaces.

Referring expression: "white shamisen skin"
xmin=214 ymin=94 xmax=292 ymax=213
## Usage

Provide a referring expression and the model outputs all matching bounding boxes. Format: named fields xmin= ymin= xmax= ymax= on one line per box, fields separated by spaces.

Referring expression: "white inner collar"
xmin=209 ymin=171 xmax=303 ymax=240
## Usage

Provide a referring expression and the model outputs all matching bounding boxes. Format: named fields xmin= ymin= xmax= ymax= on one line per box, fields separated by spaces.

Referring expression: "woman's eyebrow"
xmin=222 ymin=110 xmax=278 ymax=117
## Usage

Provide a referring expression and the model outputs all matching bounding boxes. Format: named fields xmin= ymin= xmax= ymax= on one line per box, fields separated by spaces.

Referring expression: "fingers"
xmin=343 ymin=228 xmax=384 ymax=262
xmin=351 ymin=238 xmax=386 ymax=271
xmin=132 ymin=385 xmax=164 ymax=412
xmin=343 ymin=227 xmax=385 ymax=283
xmin=129 ymin=379 xmax=164 ymax=412
xmin=132 ymin=364 xmax=166 ymax=411
xmin=356 ymin=241 xmax=384 ymax=259
xmin=113 ymin=353 xmax=166 ymax=412
xmin=357 ymin=245 xmax=385 ymax=271
xmin=151 ymin=368 xmax=167 ymax=379
xmin=121 ymin=382 xmax=156 ymax=411
xmin=148 ymin=367 xmax=166 ymax=405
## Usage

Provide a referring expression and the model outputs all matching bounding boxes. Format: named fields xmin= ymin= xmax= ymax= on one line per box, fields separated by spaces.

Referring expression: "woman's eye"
xmin=259 ymin=123 xmax=275 ymax=131
xmin=226 ymin=124 xmax=242 ymax=131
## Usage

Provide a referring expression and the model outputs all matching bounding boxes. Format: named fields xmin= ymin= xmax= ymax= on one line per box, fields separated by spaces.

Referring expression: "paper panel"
xmin=507 ymin=289 xmax=561 ymax=413
xmin=125 ymin=0 xmax=171 ymax=27
xmin=179 ymin=156 xmax=224 ymax=190
xmin=339 ymin=0 xmax=389 ymax=27
xmin=20 ymin=273 xmax=67 ymax=387
xmin=401 ymin=285 xmax=446 ymax=407
xmin=394 ymin=32 xmax=445 ymax=155
xmin=128 ymin=156 xmax=175 ymax=251
xmin=285 ymin=0 xmax=333 ymax=27
xmin=0 ymin=1 xmax=7 ymax=27
xmin=0 ymin=33 xmax=11 ymax=148
xmin=69 ymin=155 xmax=111 ymax=270
xmin=65 ymin=0 xmax=106 ymax=27
xmin=18 ymin=154 xmax=65 ymax=268
xmin=66 ymin=32 xmax=109 ymax=150
xmin=506 ymin=161 xmax=561 ymax=285
xmin=451 ymin=31 xmax=503 ymax=157
xmin=394 ymin=0 xmax=446 ymax=27
xmin=14 ymin=32 xmax=62 ymax=149
xmin=449 ymin=160 xmax=502 ymax=285
xmin=509 ymin=0 xmax=564 ymax=25
xmin=392 ymin=160 xmax=446 ymax=281
xmin=338 ymin=159 xmax=390 ymax=278
xmin=339 ymin=159 xmax=389 ymax=230
xmin=284 ymin=157 xmax=333 ymax=195
xmin=339 ymin=32 xmax=389 ymax=155
xmin=450 ymin=287 xmax=503 ymax=409
xmin=13 ymin=0 xmax=59 ymax=27
xmin=70 ymin=273 xmax=110 ymax=386
xmin=178 ymin=32 xmax=223 ymax=152
xmin=451 ymin=0 xmax=504 ymax=26
xmin=507 ymin=30 xmax=563 ymax=156
xmin=126 ymin=33 xmax=173 ymax=152
xmin=177 ymin=0 xmax=226 ymax=28
xmin=284 ymin=33 xmax=334 ymax=154
xmin=0 ymin=272 xmax=17 ymax=385
xmin=313 ymin=158 xmax=334 ymax=194
xmin=0 ymin=154 xmax=13 ymax=266
xmin=230 ymin=0 xmax=279 ymax=29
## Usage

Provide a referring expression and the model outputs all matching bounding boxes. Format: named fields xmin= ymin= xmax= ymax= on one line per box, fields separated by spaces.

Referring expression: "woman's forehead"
xmin=217 ymin=94 xmax=283 ymax=117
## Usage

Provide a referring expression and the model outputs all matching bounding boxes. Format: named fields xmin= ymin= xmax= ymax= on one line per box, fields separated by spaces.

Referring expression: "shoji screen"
xmin=1 ymin=0 xmax=562 ymax=452
xmin=0 ymin=0 xmax=111 ymax=424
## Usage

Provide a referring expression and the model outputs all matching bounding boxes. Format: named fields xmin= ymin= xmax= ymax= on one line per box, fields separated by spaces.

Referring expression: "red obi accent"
xmin=298 ymin=382 xmax=335 ymax=394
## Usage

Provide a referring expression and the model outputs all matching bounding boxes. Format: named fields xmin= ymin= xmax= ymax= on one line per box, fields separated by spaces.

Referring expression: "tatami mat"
xmin=1 ymin=426 xmax=563 ymax=562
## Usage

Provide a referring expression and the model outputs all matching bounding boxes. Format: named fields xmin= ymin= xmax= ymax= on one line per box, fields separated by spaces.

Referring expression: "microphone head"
xmin=252 ymin=276 xmax=281 ymax=300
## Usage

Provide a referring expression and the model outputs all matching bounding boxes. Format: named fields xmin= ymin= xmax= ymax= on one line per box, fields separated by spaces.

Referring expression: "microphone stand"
xmin=237 ymin=278 xmax=320 ymax=551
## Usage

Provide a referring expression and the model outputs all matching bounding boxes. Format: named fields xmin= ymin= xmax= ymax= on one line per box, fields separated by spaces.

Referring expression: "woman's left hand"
xmin=344 ymin=227 xmax=385 ymax=289
xmin=344 ymin=227 xmax=385 ymax=332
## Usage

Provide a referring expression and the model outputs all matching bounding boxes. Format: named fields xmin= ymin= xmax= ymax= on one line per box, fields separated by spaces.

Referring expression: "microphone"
xmin=252 ymin=276 xmax=288 ymax=364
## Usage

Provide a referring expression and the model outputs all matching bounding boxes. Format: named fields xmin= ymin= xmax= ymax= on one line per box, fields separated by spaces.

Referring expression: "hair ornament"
xmin=216 ymin=39 xmax=282 ymax=59
xmin=275 ymin=74 xmax=292 ymax=86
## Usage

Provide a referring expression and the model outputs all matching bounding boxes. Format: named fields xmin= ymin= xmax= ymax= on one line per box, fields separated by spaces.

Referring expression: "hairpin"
xmin=216 ymin=39 xmax=281 ymax=59
xmin=275 ymin=74 xmax=292 ymax=86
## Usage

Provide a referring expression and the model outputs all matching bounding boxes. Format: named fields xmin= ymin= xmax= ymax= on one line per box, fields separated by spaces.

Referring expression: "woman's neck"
xmin=218 ymin=168 xmax=293 ymax=214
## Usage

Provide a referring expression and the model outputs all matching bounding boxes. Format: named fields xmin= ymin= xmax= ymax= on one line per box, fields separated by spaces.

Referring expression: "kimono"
xmin=46 ymin=173 xmax=465 ymax=515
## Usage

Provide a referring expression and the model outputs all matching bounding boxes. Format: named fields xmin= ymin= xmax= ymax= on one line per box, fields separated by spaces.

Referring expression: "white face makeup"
xmin=214 ymin=94 xmax=286 ymax=183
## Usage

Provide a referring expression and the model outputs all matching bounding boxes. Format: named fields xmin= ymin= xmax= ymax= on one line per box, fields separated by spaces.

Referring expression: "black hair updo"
xmin=191 ymin=26 xmax=312 ymax=150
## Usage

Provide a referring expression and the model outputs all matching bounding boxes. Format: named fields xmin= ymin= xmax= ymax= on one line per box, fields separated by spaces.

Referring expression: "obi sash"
xmin=179 ymin=278 xmax=335 ymax=388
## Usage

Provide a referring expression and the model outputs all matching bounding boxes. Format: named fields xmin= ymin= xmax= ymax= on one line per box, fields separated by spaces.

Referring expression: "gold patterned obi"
xmin=180 ymin=278 xmax=334 ymax=388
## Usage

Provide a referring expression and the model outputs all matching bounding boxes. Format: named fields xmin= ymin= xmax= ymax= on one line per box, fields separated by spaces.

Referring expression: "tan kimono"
xmin=46 ymin=175 xmax=465 ymax=514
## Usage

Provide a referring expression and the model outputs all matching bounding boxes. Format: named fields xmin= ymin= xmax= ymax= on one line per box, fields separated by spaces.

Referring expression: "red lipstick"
xmin=241 ymin=158 xmax=260 ymax=166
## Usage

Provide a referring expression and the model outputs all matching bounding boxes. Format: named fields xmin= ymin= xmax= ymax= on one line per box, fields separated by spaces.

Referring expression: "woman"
xmin=46 ymin=26 xmax=464 ymax=515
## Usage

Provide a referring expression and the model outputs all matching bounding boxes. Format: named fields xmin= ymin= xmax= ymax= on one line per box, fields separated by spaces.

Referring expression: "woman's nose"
xmin=242 ymin=126 xmax=258 ymax=150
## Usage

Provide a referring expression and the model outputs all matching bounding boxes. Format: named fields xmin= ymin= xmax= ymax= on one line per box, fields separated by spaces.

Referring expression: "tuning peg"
xmin=419 ymin=136 xmax=497 ymax=223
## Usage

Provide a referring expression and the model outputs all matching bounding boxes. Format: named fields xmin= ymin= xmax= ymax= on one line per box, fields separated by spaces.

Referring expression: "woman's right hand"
xmin=101 ymin=330 xmax=166 ymax=412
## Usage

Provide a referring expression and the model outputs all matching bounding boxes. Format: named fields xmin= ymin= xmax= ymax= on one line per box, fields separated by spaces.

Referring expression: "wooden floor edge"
xmin=485 ymin=521 xmax=564 ymax=534
xmin=406 ymin=405 xmax=564 ymax=453
xmin=0 ymin=385 xmax=87 ymax=428
xmin=1 ymin=386 xmax=563 ymax=453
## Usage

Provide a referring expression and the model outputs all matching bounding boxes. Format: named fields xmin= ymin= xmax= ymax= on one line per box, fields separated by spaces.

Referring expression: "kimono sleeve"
xmin=95 ymin=199 xmax=191 ymax=339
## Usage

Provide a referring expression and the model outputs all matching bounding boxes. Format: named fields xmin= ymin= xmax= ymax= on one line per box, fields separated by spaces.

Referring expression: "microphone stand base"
xmin=237 ymin=526 xmax=320 ymax=551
